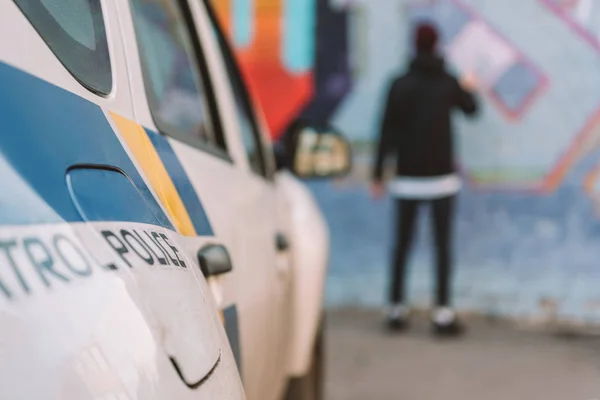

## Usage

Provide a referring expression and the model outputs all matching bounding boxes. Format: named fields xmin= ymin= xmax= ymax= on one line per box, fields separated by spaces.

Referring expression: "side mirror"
xmin=284 ymin=122 xmax=352 ymax=179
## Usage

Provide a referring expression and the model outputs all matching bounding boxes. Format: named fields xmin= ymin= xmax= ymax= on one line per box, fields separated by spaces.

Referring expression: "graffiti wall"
xmin=212 ymin=0 xmax=352 ymax=139
xmin=215 ymin=0 xmax=600 ymax=323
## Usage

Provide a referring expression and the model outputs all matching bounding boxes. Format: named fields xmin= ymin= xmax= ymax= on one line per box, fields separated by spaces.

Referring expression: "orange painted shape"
xmin=213 ymin=0 xmax=232 ymax=37
xmin=540 ymin=107 xmax=600 ymax=192
xmin=211 ymin=0 xmax=315 ymax=139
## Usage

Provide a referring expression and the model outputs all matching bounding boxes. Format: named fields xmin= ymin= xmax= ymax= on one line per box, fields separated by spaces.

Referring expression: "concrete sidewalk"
xmin=325 ymin=309 xmax=600 ymax=400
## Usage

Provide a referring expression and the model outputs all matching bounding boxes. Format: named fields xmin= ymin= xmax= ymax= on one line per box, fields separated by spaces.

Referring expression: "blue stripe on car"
xmin=147 ymin=130 xmax=214 ymax=236
xmin=0 ymin=61 xmax=173 ymax=228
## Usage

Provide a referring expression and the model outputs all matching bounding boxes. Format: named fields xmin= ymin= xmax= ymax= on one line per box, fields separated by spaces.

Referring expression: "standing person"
xmin=371 ymin=22 xmax=479 ymax=336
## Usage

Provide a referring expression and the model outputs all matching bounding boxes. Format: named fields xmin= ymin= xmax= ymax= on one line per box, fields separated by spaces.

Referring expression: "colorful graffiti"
xmin=212 ymin=0 xmax=315 ymax=139
xmin=409 ymin=0 xmax=548 ymax=121
xmin=213 ymin=0 xmax=600 ymax=192
xmin=211 ymin=0 xmax=352 ymax=140
xmin=299 ymin=0 xmax=353 ymax=124
xmin=397 ymin=0 xmax=600 ymax=191
xmin=408 ymin=0 xmax=555 ymax=189
xmin=212 ymin=0 xmax=600 ymax=320
xmin=538 ymin=0 xmax=600 ymax=206
xmin=542 ymin=0 xmax=600 ymax=52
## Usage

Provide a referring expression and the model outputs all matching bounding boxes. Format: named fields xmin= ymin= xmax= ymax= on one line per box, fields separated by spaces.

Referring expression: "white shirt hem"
xmin=387 ymin=174 xmax=462 ymax=199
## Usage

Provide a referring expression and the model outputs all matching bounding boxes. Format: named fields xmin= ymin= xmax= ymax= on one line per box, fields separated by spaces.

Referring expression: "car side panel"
xmin=183 ymin=2 xmax=294 ymax=399
xmin=276 ymin=172 xmax=330 ymax=376
xmin=0 ymin=1 xmax=246 ymax=398
xmin=0 ymin=61 xmax=244 ymax=399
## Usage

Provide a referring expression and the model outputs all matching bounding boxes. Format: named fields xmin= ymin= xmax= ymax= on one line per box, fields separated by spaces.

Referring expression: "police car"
xmin=0 ymin=0 xmax=350 ymax=399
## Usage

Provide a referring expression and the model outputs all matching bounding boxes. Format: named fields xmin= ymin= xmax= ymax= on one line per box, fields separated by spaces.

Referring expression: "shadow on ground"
xmin=325 ymin=308 xmax=600 ymax=400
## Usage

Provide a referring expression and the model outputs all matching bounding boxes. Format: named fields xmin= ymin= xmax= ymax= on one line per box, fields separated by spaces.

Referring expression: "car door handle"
xmin=197 ymin=244 xmax=233 ymax=278
xmin=276 ymin=232 xmax=290 ymax=252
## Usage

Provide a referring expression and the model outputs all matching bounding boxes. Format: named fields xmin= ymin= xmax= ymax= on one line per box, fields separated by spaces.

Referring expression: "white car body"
xmin=0 ymin=0 xmax=330 ymax=399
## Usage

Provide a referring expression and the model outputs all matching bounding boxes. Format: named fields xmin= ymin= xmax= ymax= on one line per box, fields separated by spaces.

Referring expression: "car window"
xmin=129 ymin=0 xmax=221 ymax=152
xmin=13 ymin=0 xmax=112 ymax=95
xmin=205 ymin=2 xmax=268 ymax=178
xmin=227 ymin=59 xmax=267 ymax=177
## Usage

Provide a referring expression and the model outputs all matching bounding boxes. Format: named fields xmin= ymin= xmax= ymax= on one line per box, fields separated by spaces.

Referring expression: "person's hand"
xmin=370 ymin=181 xmax=385 ymax=200
xmin=460 ymin=70 xmax=479 ymax=92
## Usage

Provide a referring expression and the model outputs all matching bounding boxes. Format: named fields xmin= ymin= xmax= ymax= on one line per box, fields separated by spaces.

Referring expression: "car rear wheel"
xmin=284 ymin=320 xmax=324 ymax=400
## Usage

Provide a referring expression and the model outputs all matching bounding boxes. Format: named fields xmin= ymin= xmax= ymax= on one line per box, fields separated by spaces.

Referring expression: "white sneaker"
xmin=432 ymin=307 xmax=456 ymax=326
xmin=388 ymin=304 xmax=409 ymax=320
xmin=431 ymin=307 xmax=465 ymax=336
xmin=385 ymin=304 xmax=410 ymax=332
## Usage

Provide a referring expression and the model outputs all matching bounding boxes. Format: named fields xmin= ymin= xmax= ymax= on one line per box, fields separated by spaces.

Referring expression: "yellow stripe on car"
xmin=110 ymin=113 xmax=197 ymax=236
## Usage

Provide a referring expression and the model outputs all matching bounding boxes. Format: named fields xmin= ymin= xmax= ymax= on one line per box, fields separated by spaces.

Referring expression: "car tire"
xmin=284 ymin=318 xmax=325 ymax=400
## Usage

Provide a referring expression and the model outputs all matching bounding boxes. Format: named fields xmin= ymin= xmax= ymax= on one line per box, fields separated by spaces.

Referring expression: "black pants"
xmin=389 ymin=196 xmax=455 ymax=307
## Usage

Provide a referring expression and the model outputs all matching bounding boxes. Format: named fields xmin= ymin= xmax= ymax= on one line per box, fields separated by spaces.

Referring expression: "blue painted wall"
xmin=312 ymin=0 xmax=600 ymax=323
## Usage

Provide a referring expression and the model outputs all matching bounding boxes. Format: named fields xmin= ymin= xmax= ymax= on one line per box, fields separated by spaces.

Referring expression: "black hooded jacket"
xmin=372 ymin=54 xmax=478 ymax=180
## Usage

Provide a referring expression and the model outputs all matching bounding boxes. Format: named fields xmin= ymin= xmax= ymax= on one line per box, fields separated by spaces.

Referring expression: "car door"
xmin=0 ymin=1 xmax=244 ymax=399
xmin=117 ymin=0 xmax=289 ymax=399
xmin=196 ymin=4 xmax=295 ymax=399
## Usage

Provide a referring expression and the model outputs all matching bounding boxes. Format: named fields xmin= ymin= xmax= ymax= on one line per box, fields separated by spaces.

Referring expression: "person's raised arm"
xmin=455 ymin=71 xmax=479 ymax=117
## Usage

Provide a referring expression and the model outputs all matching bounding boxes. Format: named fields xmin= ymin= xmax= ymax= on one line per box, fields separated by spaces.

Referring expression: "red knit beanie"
xmin=415 ymin=23 xmax=438 ymax=54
